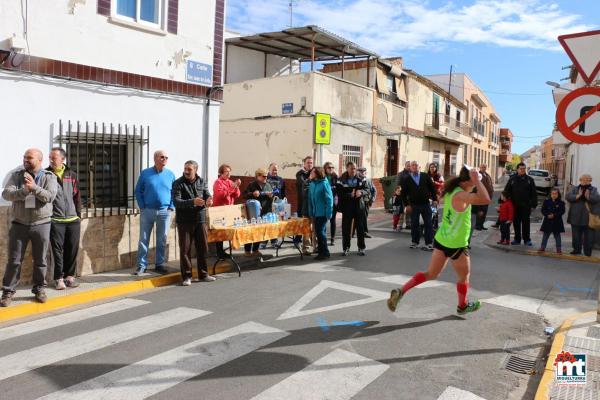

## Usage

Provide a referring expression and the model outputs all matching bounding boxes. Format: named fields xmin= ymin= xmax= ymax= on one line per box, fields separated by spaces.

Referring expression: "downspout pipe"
xmin=203 ymin=86 xmax=223 ymax=181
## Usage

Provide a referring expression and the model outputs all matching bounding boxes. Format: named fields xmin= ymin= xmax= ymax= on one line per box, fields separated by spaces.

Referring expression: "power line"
xmin=427 ymin=78 xmax=549 ymax=96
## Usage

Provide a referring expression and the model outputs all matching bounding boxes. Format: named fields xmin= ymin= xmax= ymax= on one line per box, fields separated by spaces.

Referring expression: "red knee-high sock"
xmin=402 ymin=272 xmax=427 ymax=294
xmin=457 ymin=282 xmax=469 ymax=308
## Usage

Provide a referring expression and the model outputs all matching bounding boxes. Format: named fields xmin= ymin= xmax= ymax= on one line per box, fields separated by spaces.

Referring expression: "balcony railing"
xmin=425 ymin=113 xmax=471 ymax=137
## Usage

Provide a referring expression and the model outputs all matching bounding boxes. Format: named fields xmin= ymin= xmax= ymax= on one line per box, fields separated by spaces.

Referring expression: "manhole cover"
xmin=588 ymin=326 xmax=600 ymax=339
xmin=505 ymin=355 xmax=537 ymax=374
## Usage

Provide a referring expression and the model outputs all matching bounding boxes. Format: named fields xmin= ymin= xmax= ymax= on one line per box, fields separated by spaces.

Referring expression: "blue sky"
xmin=226 ymin=0 xmax=600 ymax=154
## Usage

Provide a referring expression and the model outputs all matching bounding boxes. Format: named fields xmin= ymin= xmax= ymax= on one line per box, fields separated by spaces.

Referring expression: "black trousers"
xmin=50 ymin=220 xmax=81 ymax=280
xmin=177 ymin=223 xmax=209 ymax=280
xmin=330 ymin=210 xmax=337 ymax=241
xmin=513 ymin=206 xmax=532 ymax=242
xmin=475 ymin=205 xmax=489 ymax=229
xmin=342 ymin=208 xmax=366 ymax=250
xmin=500 ymin=221 xmax=511 ymax=242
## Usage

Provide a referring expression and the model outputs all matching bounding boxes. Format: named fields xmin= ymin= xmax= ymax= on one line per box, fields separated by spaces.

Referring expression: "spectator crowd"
xmin=1 ymin=149 xmax=599 ymax=307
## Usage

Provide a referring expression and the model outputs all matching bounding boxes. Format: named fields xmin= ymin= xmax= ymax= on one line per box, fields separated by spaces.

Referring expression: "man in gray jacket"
xmin=1 ymin=148 xmax=58 ymax=306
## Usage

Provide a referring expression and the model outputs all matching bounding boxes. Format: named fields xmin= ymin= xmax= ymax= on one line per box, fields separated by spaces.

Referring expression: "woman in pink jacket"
xmin=213 ymin=164 xmax=241 ymax=258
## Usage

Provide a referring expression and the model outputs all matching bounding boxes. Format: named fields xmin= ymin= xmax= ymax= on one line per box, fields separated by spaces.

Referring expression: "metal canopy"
xmin=225 ymin=25 xmax=379 ymax=61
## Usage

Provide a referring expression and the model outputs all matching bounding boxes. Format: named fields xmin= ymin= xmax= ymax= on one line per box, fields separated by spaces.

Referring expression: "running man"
xmin=387 ymin=166 xmax=491 ymax=315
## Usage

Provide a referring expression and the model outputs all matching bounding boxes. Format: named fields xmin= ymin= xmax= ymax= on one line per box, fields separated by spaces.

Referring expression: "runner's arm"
xmin=452 ymin=171 xmax=491 ymax=211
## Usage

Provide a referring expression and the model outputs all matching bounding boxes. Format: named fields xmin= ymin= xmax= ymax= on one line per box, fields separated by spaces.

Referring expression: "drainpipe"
xmin=203 ymin=86 xmax=223 ymax=181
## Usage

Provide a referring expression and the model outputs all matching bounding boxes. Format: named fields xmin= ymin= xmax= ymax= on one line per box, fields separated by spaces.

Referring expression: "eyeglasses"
xmin=159 ymin=156 xmax=168 ymax=160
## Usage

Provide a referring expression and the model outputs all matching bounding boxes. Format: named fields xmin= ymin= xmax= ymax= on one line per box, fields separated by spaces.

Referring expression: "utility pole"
xmin=446 ymin=64 xmax=453 ymax=116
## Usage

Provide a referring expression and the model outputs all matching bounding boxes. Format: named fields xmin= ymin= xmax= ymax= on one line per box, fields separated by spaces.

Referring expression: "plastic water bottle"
xmin=251 ymin=217 xmax=256 ymax=225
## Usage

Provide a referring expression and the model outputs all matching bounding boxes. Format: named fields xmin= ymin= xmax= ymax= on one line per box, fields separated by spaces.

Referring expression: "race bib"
xmin=25 ymin=194 xmax=36 ymax=208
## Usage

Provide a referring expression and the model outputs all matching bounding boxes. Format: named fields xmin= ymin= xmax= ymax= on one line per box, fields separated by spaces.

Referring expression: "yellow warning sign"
xmin=314 ymin=113 xmax=331 ymax=145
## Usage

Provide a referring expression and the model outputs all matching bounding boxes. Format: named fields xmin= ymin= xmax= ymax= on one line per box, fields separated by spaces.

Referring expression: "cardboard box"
xmin=207 ymin=204 xmax=247 ymax=228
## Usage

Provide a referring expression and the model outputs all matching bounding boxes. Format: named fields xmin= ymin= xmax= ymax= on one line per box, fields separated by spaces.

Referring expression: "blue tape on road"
xmin=555 ymin=284 xmax=593 ymax=293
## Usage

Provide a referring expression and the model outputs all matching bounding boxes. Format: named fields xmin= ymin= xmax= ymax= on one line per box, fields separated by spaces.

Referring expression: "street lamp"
xmin=545 ymin=81 xmax=572 ymax=91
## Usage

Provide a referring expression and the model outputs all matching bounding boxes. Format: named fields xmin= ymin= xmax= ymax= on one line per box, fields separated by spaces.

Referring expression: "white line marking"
xmin=437 ymin=386 xmax=488 ymax=399
xmin=370 ymin=274 xmax=449 ymax=288
xmin=0 ymin=299 xmax=150 ymax=342
xmin=285 ymin=264 xmax=350 ymax=273
xmin=250 ymin=349 xmax=389 ymax=400
xmin=37 ymin=322 xmax=288 ymax=400
xmin=0 ymin=307 xmax=211 ymax=381
xmin=277 ymin=280 xmax=389 ymax=320
xmin=482 ymin=294 xmax=542 ymax=315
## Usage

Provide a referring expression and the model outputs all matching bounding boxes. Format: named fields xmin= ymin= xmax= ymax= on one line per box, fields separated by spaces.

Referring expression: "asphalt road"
xmin=0 ymin=209 xmax=597 ymax=400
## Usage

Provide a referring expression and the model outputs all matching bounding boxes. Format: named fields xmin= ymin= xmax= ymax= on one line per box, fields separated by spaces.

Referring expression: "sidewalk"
xmin=484 ymin=223 xmax=600 ymax=264
xmin=0 ymin=251 xmax=269 ymax=323
xmin=537 ymin=312 xmax=600 ymax=399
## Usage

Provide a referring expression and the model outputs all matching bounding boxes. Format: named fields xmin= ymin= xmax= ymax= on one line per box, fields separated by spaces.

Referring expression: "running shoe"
xmin=510 ymin=240 xmax=520 ymax=245
xmin=457 ymin=300 xmax=481 ymax=315
xmin=387 ymin=288 xmax=403 ymax=312
xmin=410 ymin=243 xmax=419 ymax=249
xmin=421 ymin=244 xmax=434 ymax=251
xmin=342 ymin=248 xmax=350 ymax=256
xmin=358 ymin=249 xmax=366 ymax=256
xmin=132 ymin=266 xmax=146 ymax=276
xmin=525 ymin=240 xmax=533 ymax=247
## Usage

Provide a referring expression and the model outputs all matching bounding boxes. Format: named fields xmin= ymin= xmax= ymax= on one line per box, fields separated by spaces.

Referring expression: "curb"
xmin=485 ymin=242 xmax=600 ymax=264
xmin=0 ymin=263 xmax=235 ymax=324
xmin=534 ymin=311 xmax=596 ymax=400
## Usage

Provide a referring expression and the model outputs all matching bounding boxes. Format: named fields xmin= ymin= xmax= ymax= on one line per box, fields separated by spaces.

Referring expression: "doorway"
xmin=444 ymin=149 xmax=451 ymax=177
xmin=386 ymin=139 xmax=399 ymax=176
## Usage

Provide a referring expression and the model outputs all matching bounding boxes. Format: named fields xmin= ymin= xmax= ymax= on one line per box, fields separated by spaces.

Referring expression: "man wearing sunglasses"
xmin=133 ymin=150 xmax=176 ymax=275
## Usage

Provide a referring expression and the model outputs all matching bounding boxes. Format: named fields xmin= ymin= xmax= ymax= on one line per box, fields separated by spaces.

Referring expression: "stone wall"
xmin=0 ymin=206 xmax=179 ymax=285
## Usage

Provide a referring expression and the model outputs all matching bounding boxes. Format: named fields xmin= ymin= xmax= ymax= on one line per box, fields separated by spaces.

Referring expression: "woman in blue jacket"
xmin=308 ymin=167 xmax=334 ymax=260
xmin=539 ymin=188 xmax=565 ymax=254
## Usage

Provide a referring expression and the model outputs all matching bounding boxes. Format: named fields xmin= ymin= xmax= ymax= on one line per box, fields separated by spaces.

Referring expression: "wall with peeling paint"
xmin=0 ymin=0 xmax=215 ymax=83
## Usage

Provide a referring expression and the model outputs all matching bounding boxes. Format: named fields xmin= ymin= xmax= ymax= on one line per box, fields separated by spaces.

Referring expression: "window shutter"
xmin=97 ymin=0 xmax=111 ymax=16
xmin=167 ymin=0 xmax=179 ymax=34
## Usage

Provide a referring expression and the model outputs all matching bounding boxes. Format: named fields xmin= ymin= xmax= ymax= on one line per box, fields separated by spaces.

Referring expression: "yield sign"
xmin=558 ymin=30 xmax=600 ymax=85
xmin=556 ymin=87 xmax=600 ymax=144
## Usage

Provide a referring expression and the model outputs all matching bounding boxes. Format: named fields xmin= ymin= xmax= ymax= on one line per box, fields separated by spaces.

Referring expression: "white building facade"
xmin=0 ymin=0 xmax=225 ymax=280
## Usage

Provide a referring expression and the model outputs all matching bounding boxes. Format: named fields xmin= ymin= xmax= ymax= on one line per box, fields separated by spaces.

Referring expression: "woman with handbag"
xmin=566 ymin=174 xmax=600 ymax=257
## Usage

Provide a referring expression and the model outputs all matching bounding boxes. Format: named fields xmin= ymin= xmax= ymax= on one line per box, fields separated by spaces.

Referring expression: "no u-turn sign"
xmin=556 ymin=87 xmax=600 ymax=144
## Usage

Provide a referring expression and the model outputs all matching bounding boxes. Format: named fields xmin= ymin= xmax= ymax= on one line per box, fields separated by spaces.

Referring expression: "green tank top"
xmin=434 ymin=187 xmax=471 ymax=248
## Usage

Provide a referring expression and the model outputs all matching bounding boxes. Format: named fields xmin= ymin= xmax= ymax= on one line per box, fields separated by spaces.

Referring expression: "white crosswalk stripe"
xmin=37 ymin=321 xmax=289 ymax=400
xmin=0 ymin=298 xmax=150 ymax=342
xmin=0 ymin=307 xmax=211 ymax=381
xmin=250 ymin=349 xmax=389 ymax=400
xmin=437 ymin=386 xmax=488 ymax=399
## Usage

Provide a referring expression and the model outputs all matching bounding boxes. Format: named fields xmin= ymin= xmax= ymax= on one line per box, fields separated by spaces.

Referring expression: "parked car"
xmin=527 ymin=169 xmax=553 ymax=194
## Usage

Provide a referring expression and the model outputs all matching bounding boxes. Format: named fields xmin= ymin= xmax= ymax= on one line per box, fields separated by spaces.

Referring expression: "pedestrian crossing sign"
xmin=314 ymin=113 xmax=331 ymax=145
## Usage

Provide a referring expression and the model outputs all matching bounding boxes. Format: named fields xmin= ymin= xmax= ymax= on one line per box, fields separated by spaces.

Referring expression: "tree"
xmin=505 ymin=154 xmax=521 ymax=172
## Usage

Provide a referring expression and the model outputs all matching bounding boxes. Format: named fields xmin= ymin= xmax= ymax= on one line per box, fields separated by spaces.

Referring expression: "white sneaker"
xmin=55 ymin=278 xmax=66 ymax=290
xmin=199 ymin=276 xmax=216 ymax=282
xmin=410 ymin=243 xmax=419 ymax=249
xmin=182 ymin=278 xmax=192 ymax=286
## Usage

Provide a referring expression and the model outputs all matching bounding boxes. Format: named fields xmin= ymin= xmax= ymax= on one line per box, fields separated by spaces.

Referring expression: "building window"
xmin=432 ymin=150 xmax=440 ymax=166
xmin=57 ymin=120 xmax=150 ymax=217
xmin=387 ymin=74 xmax=396 ymax=93
xmin=456 ymin=109 xmax=461 ymax=122
xmin=342 ymin=145 xmax=362 ymax=168
xmin=450 ymin=154 xmax=457 ymax=176
xmin=114 ymin=0 xmax=163 ymax=27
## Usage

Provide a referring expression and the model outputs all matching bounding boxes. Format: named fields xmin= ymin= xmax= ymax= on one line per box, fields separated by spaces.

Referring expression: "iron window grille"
xmin=342 ymin=145 xmax=362 ymax=168
xmin=56 ymin=120 xmax=150 ymax=218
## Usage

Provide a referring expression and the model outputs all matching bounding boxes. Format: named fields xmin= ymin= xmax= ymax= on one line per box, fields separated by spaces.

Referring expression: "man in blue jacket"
xmin=133 ymin=150 xmax=176 ymax=275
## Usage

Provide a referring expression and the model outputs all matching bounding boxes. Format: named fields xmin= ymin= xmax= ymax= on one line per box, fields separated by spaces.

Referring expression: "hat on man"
xmin=357 ymin=167 xmax=367 ymax=172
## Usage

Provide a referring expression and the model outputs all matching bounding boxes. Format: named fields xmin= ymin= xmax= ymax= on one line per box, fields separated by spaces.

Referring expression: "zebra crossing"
xmin=0 ymin=295 xmax=491 ymax=400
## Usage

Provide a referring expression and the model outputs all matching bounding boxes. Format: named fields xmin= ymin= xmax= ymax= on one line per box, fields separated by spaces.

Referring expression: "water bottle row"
xmin=232 ymin=212 xmax=284 ymax=227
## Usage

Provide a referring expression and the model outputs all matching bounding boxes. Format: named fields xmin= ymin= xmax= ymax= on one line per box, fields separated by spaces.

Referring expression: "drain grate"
xmin=505 ymin=355 xmax=537 ymax=374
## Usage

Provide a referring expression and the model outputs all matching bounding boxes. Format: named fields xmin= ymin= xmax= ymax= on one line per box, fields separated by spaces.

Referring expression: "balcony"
xmin=499 ymin=149 xmax=512 ymax=163
xmin=501 ymin=141 xmax=511 ymax=150
xmin=425 ymin=113 xmax=472 ymax=145
xmin=471 ymin=120 xmax=485 ymax=141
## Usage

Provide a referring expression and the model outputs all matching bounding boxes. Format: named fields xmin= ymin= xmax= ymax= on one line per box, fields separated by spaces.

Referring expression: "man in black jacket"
xmin=172 ymin=160 xmax=216 ymax=286
xmin=504 ymin=162 xmax=537 ymax=246
xmin=47 ymin=148 xmax=82 ymax=290
xmin=337 ymin=161 xmax=369 ymax=256
xmin=401 ymin=161 xmax=438 ymax=250
xmin=396 ymin=161 xmax=412 ymax=229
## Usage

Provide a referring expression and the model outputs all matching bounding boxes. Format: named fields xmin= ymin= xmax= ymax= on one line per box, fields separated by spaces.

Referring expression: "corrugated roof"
xmin=225 ymin=25 xmax=379 ymax=61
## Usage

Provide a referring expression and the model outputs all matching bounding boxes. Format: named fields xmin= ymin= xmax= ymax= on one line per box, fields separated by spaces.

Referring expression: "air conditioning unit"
xmin=8 ymin=36 xmax=26 ymax=51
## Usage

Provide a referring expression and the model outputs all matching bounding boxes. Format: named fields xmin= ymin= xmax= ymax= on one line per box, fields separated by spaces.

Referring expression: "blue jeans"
xmin=314 ymin=216 xmax=330 ymax=256
xmin=410 ymin=204 xmax=433 ymax=245
xmin=137 ymin=208 xmax=171 ymax=268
